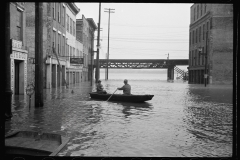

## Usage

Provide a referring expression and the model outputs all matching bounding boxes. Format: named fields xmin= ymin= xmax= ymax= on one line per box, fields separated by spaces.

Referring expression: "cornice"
xmin=190 ymin=11 xmax=211 ymax=29
xmin=66 ymin=3 xmax=80 ymax=16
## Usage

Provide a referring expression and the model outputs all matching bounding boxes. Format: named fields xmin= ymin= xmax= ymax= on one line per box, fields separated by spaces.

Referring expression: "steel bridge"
xmin=93 ymin=59 xmax=189 ymax=80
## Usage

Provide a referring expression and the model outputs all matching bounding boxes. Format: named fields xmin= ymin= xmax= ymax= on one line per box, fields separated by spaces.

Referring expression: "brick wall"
xmin=25 ymin=3 xmax=53 ymax=88
xmin=211 ymin=16 xmax=233 ymax=84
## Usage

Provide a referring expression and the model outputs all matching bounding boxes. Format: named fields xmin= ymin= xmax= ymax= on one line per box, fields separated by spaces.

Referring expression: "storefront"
xmin=10 ymin=39 xmax=28 ymax=95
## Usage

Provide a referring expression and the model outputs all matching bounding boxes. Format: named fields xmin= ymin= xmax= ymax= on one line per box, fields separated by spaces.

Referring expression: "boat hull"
xmin=5 ymin=130 xmax=69 ymax=156
xmin=89 ymin=92 xmax=154 ymax=102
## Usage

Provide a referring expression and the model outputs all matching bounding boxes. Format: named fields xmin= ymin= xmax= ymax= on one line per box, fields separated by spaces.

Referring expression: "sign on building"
xmin=70 ymin=58 xmax=84 ymax=65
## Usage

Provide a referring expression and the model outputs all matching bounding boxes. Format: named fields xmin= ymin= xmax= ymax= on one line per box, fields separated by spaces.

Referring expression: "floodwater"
xmin=5 ymin=79 xmax=233 ymax=157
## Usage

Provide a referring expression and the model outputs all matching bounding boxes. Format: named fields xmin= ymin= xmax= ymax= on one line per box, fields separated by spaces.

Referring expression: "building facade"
xmin=76 ymin=15 xmax=97 ymax=82
xmin=10 ymin=2 xmax=28 ymax=95
xmin=65 ymin=3 xmax=81 ymax=85
xmin=188 ymin=4 xmax=233 ymax=84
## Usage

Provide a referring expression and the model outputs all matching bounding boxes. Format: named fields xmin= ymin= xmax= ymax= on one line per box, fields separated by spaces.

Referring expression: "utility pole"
xmin=35 ymin=2 xmax=44 ymax=107
xmin=95 ymin=2 xmax=101 ymax=82
xmin=104 ymin=8 xmax=115 ymax=80
xmin=4 ymin=2 xmax=12 ymax=120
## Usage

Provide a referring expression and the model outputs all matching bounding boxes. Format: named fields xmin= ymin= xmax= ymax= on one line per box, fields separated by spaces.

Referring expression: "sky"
xmin=75 ymin=3 xmax=193 ymax=66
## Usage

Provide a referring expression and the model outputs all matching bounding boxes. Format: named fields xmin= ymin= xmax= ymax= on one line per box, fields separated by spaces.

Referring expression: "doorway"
xmin=14 ymin=60 xmax=24 ymax=95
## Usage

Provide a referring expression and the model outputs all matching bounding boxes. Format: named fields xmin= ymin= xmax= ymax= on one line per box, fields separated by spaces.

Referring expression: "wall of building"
xmin=189 ymin=3 xmax=233 ymax=85
xmin=210 ymin=5 xmax=233 ymax=84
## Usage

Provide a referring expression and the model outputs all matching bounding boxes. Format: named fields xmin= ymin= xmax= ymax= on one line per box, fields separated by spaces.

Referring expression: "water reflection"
xmin=119 ymin=102 xmax=153 ymax=118
xmin=180 ymin=85 xmax=233 ymax=156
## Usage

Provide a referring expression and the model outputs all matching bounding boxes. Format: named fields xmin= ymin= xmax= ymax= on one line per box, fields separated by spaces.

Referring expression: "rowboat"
xmin=89 ymin=92 xmax=154 ymax=102
xmin=5 ymin=130 xmax=69 ymax=156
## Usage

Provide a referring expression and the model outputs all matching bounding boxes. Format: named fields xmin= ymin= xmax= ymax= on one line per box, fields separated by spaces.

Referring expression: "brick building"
xmin=9 ymin=2 xmax=28 ymax=95
xmin=188 ymin=4 xmax=233 ymax=84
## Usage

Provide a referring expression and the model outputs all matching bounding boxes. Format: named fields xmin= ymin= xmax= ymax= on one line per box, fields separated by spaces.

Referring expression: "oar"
xmin=106 ymin=89 xmax=118 ymax=102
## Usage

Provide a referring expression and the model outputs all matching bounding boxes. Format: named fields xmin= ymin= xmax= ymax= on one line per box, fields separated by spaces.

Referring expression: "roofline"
xmin=66 ymin=3 xmax=80 ymax=15
xmin=87 ymin=18 xmax=97 ymax=30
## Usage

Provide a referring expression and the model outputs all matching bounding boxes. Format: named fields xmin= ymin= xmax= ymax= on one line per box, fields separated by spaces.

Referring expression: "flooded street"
xmin=5 ymin=80 xmax=233 ymax=157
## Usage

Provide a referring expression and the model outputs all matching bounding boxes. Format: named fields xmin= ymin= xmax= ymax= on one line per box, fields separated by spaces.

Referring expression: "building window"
xmin=199 ymin=26 xmax=201 ymax=42
xmin=62 ymin=6 xmax=65 ymax=27
xmin=70 ymin=18 xmax=72 ymax=34
xmin=53 ymin=30 xmax=56 ymax=49
xmin=58 ymin=3 xmax=61 ymax=23
xmin=192 ymin=30 xmax=194 ymax=44
xmin=62 ymin=36 xmax=64 ymax=56
xmin=73 ymin=21 xmax=75 ymax=36
xmin=205 ymin=4 xmax=207 ymax=13
xmin=200 ymin=4 xmax=202 ymax=16
xmin=202 ymin=47 xmax=204 ymax=65
xmin=197 ymin=5 xmax=199 ymax=19
xmin=53 ymin=3 xmax=55 ymax=19
xmin=67 ymin=15 xmax=69 ymax=32
xmin=203 ymin=24 xmax=205 ymax=40
xmin=194 ymin=8 xmax=195 ymax=21
xmin=195 ymin=50 xmax=197 ymax=66
xmin=207 ymin=21 xmax=209 ymax=31
xmin=58 ymin=33 xmax=61 ymax=55
xmin=73 ymin=47 xmax=75 ymax=57
xmin=190 ymin=32 xmax=191 ymax=46
xmin=196 ymin=29 xmax=198 ymax=44
xmin=16 ymin=9 xmax=22 ymax=41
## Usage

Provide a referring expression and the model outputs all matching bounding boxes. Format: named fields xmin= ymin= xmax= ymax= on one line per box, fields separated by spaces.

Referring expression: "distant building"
xmin=9 ymin=2 xmax=28 ymax=95
xmin=76 ymin=15 xmax=97 ymax=82
xmin=188 ymin=4 xmax=233 ymax=84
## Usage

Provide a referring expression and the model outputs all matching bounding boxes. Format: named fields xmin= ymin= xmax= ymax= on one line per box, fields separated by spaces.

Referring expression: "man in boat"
xmin=117 ymin=79 xmax=131 ymax=95
xmin=96 ymin=80 xmax=107 ymax=94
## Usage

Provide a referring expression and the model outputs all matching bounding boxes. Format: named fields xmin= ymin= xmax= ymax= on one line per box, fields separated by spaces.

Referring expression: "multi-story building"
xmin=9 ymin=2 xmax=28 ymax=95
xmin=188 ymin=4 xmax=233 ymax=84
xmin=76 ymin=15 xmax=97 ymax=82
xmin=25 ymin=3 xmax=68 ymax=89
xmin=65 ymin=3 xmax=81 ymax=85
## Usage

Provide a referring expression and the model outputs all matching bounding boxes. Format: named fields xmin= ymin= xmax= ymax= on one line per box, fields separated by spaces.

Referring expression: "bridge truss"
xmin=96 ymin=59 xmax=188 ymax=69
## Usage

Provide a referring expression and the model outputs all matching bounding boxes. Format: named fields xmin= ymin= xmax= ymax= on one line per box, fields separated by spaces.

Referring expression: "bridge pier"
xmin=167 ymin=65 xmax=175 ymax=81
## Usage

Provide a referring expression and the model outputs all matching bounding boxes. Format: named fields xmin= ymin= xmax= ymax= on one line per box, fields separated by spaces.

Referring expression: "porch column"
xmin=46 ymin=59 xmax=52 ymax=89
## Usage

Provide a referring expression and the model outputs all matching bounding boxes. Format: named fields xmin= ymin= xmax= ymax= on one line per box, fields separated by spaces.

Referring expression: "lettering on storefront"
xmin=11 ymin=39 xmax=22 ymax=49
xmin=10 ymin=51 xmax=27 ymax=60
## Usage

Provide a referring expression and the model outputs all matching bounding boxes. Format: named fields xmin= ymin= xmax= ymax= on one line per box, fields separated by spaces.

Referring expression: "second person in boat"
xmin=117 ymin=79 xmax=131 ymax=95
xmin=96 ymin=80 xmax=107 ymax=94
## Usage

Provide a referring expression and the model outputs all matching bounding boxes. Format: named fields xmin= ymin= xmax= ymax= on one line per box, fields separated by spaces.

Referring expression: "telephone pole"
xmin=35 ymin=2 xmax=44 ymax=107
xmin=95 ymin=3 xmax=101 ymax=82
xmin=104 ymin=8 xmax=115 ymax=80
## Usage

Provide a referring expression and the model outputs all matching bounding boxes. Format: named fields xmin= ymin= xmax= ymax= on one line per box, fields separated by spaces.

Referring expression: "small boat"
xmin=5 ymin=130 xmax=69 ymax=156
xmin=89 ymin=92 xmax=154 ymax=102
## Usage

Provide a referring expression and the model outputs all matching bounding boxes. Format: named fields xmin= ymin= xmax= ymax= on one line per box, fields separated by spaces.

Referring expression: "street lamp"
xmin=198 ymin=47 xmax=207 ymax=87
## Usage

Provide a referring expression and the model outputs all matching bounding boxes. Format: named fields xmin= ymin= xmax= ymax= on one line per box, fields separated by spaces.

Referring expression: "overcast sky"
xmin=75 ymin=3 xmax=193 ymax=61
